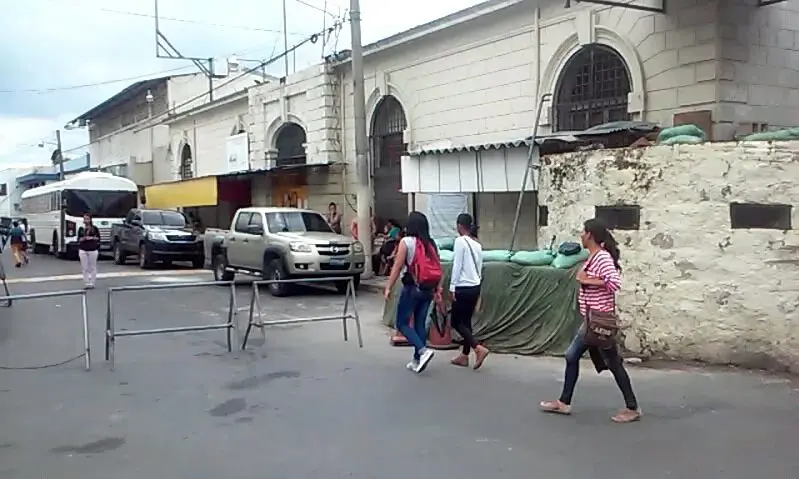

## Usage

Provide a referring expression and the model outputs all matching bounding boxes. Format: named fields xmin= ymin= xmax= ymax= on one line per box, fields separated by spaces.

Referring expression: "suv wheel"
xmin=266 ymin=258 xmax=291 ymax=297
xmin=139 ymin=243 xmax=154 ymax=269
xmin=113 ymin=242 xmax=126 ymax=265
xmin=213 ymin=253 xmax=234 ymax=281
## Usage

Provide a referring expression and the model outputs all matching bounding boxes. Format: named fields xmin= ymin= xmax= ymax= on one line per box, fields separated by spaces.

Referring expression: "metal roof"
xmin=69 ymin=74 xmax=190 ymax=126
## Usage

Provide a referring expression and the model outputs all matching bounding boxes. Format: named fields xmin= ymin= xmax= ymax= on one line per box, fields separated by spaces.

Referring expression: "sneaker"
xmin=413 ymin=349 xmax=435 ymax=374
xmin=406 ymin=360 xmax=419 ymax=371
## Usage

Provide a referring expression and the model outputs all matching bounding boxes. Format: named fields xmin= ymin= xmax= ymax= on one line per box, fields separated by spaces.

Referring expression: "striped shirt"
xmin=578 ymin=249 xmax=621 ymax=316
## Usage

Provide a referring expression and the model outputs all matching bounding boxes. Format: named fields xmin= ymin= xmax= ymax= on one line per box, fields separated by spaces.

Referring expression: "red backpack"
xmin=409 ymin=238 xmax=442 ymax=288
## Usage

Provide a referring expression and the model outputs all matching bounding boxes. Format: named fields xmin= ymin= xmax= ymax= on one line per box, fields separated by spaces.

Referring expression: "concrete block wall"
xmin=716 ymin=0 xmax=799 ymax=138
xmin=538 ymin=141 xmax=799 ymax=372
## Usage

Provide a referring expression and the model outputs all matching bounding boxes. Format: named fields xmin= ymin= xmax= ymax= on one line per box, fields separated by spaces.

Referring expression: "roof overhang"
xmin=758 ymin=0 xmax=786 ymax=5
xmin=17 ymin=173 xmax=59 ymax=185
xmin=565 ymin=0 xmax=665 ymax=14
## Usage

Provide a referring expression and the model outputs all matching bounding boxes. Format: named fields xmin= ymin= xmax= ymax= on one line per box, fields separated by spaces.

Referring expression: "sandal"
xmin=473 ymin=345 xmax=489 ymax=370
xmin=539 ymin=400 xmax=571 ymax=415
xmin=611 ymin=408 xmax=642 ymax=423
xmin=450 ymin=355 xmax=469 ymax=367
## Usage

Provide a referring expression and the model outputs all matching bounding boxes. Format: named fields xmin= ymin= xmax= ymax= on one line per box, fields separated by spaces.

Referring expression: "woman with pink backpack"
xmin=384 ymin=211 xmax=442 ymax=374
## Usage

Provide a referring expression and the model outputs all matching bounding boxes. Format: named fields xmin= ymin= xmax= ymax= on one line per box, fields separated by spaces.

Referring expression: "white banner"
xmin=225 ymin=133 xmax=249 ymax=174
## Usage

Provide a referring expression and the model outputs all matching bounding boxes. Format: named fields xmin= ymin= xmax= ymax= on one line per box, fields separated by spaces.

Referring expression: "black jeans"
xmin=559 ymin=324 xmax=638 ymax=410
xmin=450 ymin=285 xmax=481 ymax=355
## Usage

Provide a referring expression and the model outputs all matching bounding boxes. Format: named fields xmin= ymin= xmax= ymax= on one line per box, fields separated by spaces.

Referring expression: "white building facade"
xmin=328 ymin=0 xmax=799 ymax=247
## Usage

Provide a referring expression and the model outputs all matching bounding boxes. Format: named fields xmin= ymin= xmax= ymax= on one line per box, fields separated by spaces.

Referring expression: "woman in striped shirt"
xmin=540 ymin=219 xmax=641 ymax=423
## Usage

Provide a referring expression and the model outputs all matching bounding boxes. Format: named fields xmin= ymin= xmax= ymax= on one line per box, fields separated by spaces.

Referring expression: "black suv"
xmin=111 ymin=208 xmax=203 ymax=269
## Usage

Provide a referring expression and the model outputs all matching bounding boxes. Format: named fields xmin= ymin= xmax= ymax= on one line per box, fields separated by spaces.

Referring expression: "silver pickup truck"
xmin=204 ymin=207 xmax=365 ymax=296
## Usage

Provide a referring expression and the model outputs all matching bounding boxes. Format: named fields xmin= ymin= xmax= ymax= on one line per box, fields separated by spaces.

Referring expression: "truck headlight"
xmin=289 ymin=242 xmax=313 ymax=253
xmin=352 ymin=241 xmax=363 ymax=253
xmin=148 ymin=232 xmax=167 ymax=241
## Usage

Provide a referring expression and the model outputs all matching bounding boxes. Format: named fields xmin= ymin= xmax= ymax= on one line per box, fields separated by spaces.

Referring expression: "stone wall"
xmin=538 ymin=141 xmax=799 ymax=372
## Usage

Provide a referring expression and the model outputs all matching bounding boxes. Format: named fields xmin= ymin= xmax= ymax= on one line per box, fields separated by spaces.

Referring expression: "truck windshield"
xmin=141 ymin=211 xmax=187 ymax=227
xmin=65 ymin=190 xmax=138 ymax=218
xmin=266 ymin=212 xmax=332 ymax=233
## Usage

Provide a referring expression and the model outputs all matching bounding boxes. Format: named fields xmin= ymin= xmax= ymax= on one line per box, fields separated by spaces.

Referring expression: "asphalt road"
xmin=0 ymin=251 xmax=798 ymax=478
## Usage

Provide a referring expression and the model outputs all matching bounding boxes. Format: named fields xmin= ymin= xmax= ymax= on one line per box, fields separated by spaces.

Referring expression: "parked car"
xmin=204 ymin=207 xmax=365 ymax=296
xmin=111 ymin=208 xmax=203 ymax=269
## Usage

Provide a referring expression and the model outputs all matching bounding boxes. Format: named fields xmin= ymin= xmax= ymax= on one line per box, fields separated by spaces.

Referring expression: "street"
xmin=0 ymin=252 xmax=797 ymax=479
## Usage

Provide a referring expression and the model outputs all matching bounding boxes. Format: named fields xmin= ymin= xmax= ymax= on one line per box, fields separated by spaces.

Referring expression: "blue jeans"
xmin=559 ymin=323 xmax=638 ymax=410
xmin=395 ymin=284 xmax=433 ymax=360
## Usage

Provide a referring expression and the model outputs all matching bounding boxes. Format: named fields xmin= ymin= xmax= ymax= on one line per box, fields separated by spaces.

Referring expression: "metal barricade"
xmin=241 ymin=277 xmax=362 ymax=351
xmin=0 ymin=290 xmax=91 ymax=371
xmin=104 ymin=281 xmax=237 ymax=370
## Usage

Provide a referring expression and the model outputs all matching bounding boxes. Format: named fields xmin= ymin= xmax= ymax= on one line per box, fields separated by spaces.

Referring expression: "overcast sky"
xmin=0 ymin=0 xmax=485 ymax=170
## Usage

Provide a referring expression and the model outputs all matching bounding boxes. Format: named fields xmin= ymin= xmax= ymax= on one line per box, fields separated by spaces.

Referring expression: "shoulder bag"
xmin=581 ymin=253 xmax=621 ymax=349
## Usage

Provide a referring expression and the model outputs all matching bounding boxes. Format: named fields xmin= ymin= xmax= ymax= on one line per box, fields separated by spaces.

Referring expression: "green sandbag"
xmin=743 ymin=127 xmax=799 ymax=142
xmin=439 ymin=250 xmax=455 ymax=262
xmin=660 ymin=134 xmax=705 ymax=145
xmin=551 ymin=249 xmax=589 ymax=269
xmin=657 ymin=124 xmax=706 ymax=143
xmin=435 ymin=238 xmax=455 ymax=251
xmin=510 ymin=250 xmax=555 ymax=266
xmin=483 ymin=250 xmax=513 ymax=262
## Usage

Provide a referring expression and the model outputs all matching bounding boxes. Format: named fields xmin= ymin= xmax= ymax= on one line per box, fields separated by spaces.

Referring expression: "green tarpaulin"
xmin=381 ymin=262 xmax=583 ymax=355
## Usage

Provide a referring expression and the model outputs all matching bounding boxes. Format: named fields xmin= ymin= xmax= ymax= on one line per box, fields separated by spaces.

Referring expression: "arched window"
xmin=554 ymin=45 xmax=632 ymax=132
xmin=275 ymin=123 xmax=307 ymax=167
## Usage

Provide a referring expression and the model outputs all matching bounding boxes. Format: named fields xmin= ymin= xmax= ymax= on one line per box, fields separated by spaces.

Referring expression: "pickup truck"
xmin=205 ymin=206 xmax=365 ymax=296
xmin=111 ymin=208 xmax=204 ymax=269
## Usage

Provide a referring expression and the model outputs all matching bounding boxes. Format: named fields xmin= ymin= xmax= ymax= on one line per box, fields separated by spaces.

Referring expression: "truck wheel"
xmin=213 ymin=253 xmax=234 ymax=281
xmin=139 ymin=243 xmax=154 ymax=269
xmin=113 ymin=242 xmax=126 ymax=265
xmin=266 ymin=258 xmax=291 ymax=297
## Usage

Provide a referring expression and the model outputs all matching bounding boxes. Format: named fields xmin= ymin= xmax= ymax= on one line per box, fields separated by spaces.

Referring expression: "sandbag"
xmin=660 ymin=134 xmax=705 ymax=145
xmin=482 ymin=250 xmax=513 ymax=262
xmin=435 ymin=238 xmax=456 ymax=251
xmin=657 ymin=124 xmax=706 ymax=143
xmin=439 ymin=250 xmax=455 ymax=262
xmin=510 ymin=250 xmax=555 ymax=266
xmin=743 ymin=127 xmax=799 ymax=142
xmin=551 ymin=248 xmax=590 ymax=269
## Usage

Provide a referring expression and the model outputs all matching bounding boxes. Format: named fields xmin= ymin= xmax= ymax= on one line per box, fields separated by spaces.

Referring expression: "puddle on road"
xmin=50 ymin=437 xmax=126 ymax=455
xmin=225 ymin=371 xmax=301 ymax=390
xmin=208 ymin=398 xmax=247 ymax=417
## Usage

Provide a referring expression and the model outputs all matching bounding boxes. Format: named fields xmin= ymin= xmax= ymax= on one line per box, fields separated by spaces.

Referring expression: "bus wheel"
xmin=51 ymin=233 xmax=65 ymax=259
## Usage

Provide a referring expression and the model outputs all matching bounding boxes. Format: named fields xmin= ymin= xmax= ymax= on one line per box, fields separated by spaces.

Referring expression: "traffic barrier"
xmin=0 ymin=289 xmax=91 ymax=370
xmin=0 ymin=257 xmax=11 ymax=307
xmin=104 ymin=281 xmax=237 ymax=370
xmin=241 ymin=276 xmax=362 ymax=351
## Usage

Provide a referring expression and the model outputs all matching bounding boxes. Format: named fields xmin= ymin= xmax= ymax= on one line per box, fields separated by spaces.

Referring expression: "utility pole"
xmin=350 ymin=0 xmax=373 ymax=278
xmin=55 ymin=129 xmax=64 ymax=181
xmin=282 ymin=0 xmax=290 ymax=77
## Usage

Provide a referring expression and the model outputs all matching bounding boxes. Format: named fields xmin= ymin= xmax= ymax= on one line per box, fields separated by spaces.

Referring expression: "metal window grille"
xmin=180 ymin=146 xmax=193 ymax=180
xmin=371 ymin=96 xmax=407 ymax=169
xmin=555 ymin=45 xmax=632 ymax=132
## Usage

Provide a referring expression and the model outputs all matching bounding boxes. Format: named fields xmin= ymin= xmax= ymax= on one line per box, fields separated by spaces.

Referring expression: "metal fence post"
xmin=80 ymin=291 xmax=91 ymax=371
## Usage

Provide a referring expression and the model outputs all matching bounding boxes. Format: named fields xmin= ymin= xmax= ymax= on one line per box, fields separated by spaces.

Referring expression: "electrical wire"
xmin=294 ymin=0 xmax=337 ymax=18
xmin=0 ymin=66 xmax=195 ymax=94
xmin=35 ymin=0 xmax=313 ymax=36
xmin=0 ymin=353 xmax=86 ymax=370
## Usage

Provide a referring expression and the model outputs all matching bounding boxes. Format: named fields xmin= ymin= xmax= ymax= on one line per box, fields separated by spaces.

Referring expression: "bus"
xmin=21 ymin=172 xmax=139 ymax=258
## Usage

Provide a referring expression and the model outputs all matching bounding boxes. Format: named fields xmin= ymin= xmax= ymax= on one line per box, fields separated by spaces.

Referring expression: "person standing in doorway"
xmin=384 ymin=211 xmax=441 ymax=374
xmin=77 ymin=213 xmax=100 ymax=289
xmin=8 ymin=221 xmax=26 ymax=268
xmin=449 ymin=213 xmax=489 ymax=370
xmin=327 ymin=202 xmax=342 ymax=234
xmin=539 ymin=218 xmax=641 ymax=423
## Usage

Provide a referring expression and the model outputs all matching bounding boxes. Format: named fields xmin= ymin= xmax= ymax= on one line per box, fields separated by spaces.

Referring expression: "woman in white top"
xmin=449 ymin=213 xmax=489 ymax=370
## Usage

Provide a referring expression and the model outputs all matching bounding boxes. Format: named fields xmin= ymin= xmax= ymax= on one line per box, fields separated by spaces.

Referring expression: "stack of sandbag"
xmin=439 ymin=250 xmax=455 ymax=262
xmin=482 ymin=250 xmax=513 ymax=262
xmin=551 ymin=241 xmax=590 ymax=269
xmin=743 ymin=127 xmax=799 ymax=142
xmin=657 ymin=124 xmax=706 ymax=146
xmin=509 ymin=249 xmax=555 ymax=266
xmin=435 ymin=238 xmax=455 ymax=251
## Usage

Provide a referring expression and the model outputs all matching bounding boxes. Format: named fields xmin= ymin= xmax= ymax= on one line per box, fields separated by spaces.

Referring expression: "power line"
xmin=0 ymin=66 xmax=195 ymax=94
xmin=36 ymin=0 xmax=313 ymax=36
xmin=293 ymin=0 xmax=337 ymax=18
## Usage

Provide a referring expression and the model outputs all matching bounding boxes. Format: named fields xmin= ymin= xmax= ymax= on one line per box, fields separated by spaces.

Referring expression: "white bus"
xmin=21 ymin=172 xmax=139 ymax=258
